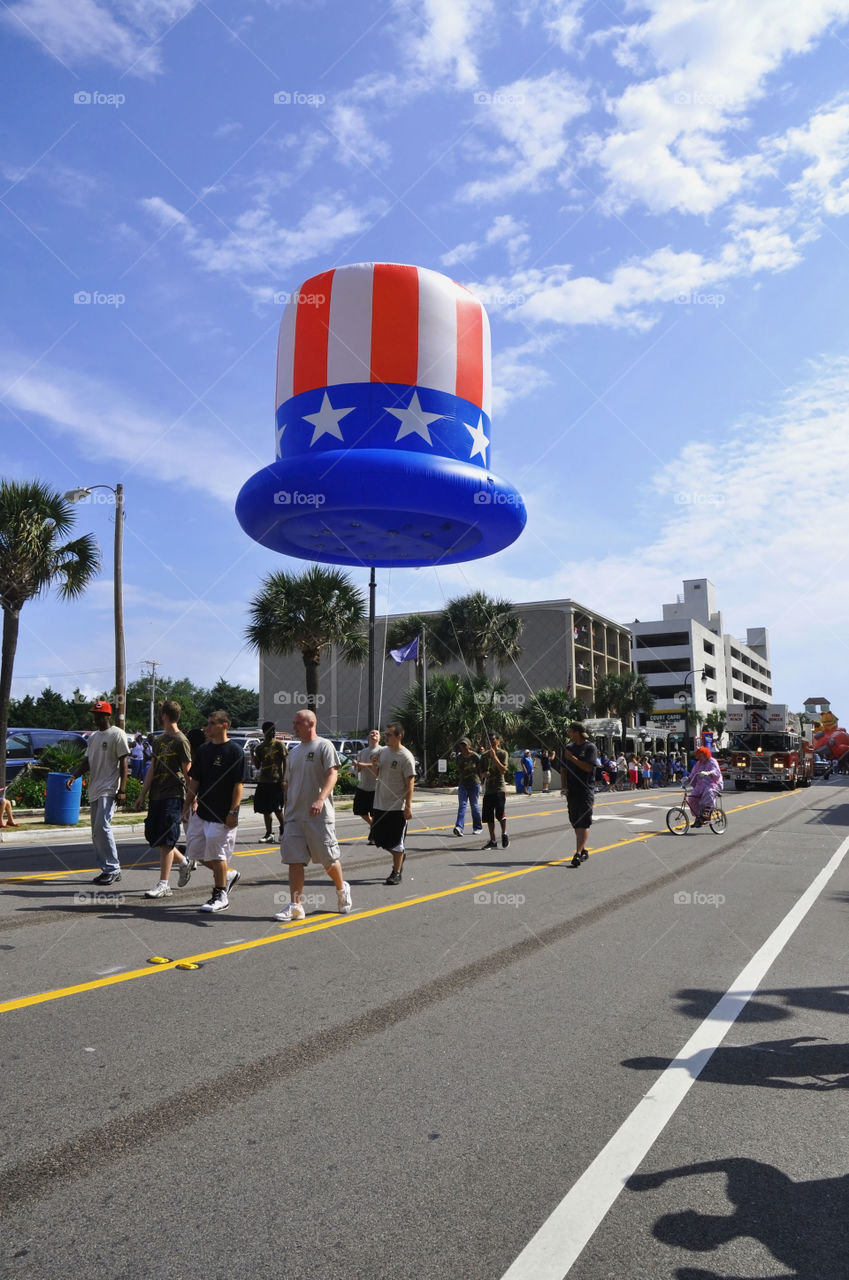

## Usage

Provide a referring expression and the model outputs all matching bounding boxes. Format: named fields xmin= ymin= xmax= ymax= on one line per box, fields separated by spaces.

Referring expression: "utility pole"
xmin=143 ymin=659 xmax=161 ymax=732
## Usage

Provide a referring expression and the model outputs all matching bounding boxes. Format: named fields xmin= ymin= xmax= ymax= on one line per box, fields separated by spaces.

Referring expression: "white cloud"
xmin=441 ymin=214 xmax=530 ymax=267
xmin=140 ymin=192 xmax=387 ymax=279
xmin=461 ymin=71 xmax=590 ymax=201
xmin=778 ymin=98 xmax=849 ymax=216
xmin=0 ymin=357 xmax=259 ymax=504
xmin=395 ymin=0 xmax=494 ymax=90
xmin=518 ymin=0 xmax=584 ymax=52
xmin=592 ymin=0 xmax=849 ymax=215
xmin=325 ymin=104 xmax=391 ymax=168
xmin=2 ymin=0 xmax=196 ymax=75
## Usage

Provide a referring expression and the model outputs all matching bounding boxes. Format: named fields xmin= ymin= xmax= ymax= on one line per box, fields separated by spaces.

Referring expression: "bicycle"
xmin=666 ymin=785 xmax=727 ymax=836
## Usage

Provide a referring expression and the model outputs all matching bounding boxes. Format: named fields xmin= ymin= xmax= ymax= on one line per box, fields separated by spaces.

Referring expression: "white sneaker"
xmin=337 ymin=881 xmax=352 ymax=914
xmin=145 ymin=881 xmax=172 ymax=899
xmin=199 ymin=888 xmax=229 ymax=913
xmin=177 ymin=858 xmax=196 ymax=888
xmin=225 ymin=869 xmax=241 ymax=893
xmin=274 ymin=901 xmax=306 ymax=922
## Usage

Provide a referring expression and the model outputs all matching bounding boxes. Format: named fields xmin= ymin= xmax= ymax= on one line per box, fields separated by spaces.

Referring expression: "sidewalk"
xmin=0 ymin=790 xmax=461 ymax=846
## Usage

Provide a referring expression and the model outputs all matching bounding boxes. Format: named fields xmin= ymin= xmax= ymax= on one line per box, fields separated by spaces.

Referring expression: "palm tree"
xmin=245 ymin=566 xmax=368 ymax=712
xmin=384 ymin=611 xmax=451 ymax=685
xmin=520 ymin=687 xmax=583 ymax=750
xmin=432 ymin=591 xmax=523 ymax=680
xmin=394 ymin=673 xmax=519 ymax=781
xmin=0 ymin=480 xmax=100 ymax=789
xmin=702 ymin=709 xmax=726 ymax=738
xmin=594 ymin=672 xmax=655 ymax=753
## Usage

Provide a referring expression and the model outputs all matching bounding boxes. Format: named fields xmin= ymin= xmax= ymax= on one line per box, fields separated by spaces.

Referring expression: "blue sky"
xmin=3 ymin=0 xmax=849 ymax=716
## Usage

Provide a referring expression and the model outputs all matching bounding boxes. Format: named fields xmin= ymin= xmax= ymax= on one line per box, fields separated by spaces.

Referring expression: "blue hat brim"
xmin=235 ymin=450 xmax=526 ymax=567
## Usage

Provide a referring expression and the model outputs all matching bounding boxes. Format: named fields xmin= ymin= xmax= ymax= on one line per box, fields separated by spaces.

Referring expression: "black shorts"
xmin=253 ymin=782 xmax=284 ymax=814
xmin=371 ymin=808 xmax=406 ymax=851
xmin=352 ymin=787 xmax=375 ymax=818
xmin=566 ymin=788 xmax=594 ymax=829
xmin=145 ymin=796 xmax=183 ymax=850
xmin=482 ymin=792 xmax=506 ymax=823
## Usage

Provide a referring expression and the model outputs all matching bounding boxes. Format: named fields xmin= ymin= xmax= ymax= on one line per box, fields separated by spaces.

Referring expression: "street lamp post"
xmin=679 ymin=667 xmax=707 ymax=762
xmin=64 ymin=483 xmax=126 ymax=731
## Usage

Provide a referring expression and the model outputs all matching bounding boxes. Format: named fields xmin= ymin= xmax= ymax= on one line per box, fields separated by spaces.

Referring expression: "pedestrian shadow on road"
xmin=623 ymin=1035 xmax=849 ymax=1090
xmin=664 ymin=983 xmax=849 ymax=1024
xmin=805 ymin=802 xmax=849 ymax=825
xmin=627 ymin=1156 xmax=849 ymax=1279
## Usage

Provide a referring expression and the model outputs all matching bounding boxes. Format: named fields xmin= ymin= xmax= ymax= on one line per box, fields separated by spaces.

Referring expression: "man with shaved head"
xmin=273 ymin=708 xmax=352 ymax=922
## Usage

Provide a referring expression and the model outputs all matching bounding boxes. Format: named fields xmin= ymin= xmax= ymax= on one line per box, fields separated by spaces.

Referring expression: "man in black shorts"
xmin=481 ymin=733 xmax=509 ymax=849
xmin=559 ymin=722 xmax=598 ymax=867
xmin=252 ymin=721 xmax=286 ymax=842
xmin=352 ymin=729 xmax=381 ymax=843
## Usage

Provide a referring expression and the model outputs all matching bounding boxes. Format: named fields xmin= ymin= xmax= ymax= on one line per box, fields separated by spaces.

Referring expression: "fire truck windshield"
xmin=731 ymin=733 xmax=795 ymax=752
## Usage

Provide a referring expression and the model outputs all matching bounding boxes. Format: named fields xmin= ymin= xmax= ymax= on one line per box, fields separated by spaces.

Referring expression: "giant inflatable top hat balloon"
xmin=235 ymin=262 xmax=526 ymax=567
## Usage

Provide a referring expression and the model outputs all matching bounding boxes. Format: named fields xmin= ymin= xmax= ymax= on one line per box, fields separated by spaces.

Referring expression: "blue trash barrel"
xmin=45 ymin=772 xmax=82 ymax=825
xmin=514 ymin=770 xmax=525 ymax=794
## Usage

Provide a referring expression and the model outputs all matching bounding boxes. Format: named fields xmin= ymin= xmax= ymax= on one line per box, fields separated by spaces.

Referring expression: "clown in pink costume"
xmin=685 ymin=747 xmax=723 ymax=826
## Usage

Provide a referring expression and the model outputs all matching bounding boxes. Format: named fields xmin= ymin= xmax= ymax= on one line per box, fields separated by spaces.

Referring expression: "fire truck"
xmin=727 ymin=704 xmax=813 ymax=791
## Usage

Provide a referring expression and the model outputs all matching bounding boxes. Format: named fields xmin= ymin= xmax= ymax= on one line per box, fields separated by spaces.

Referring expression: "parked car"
xmin=813 ymin=754 xmax=833 ymax=779
xmin=328 ymin=737 xmax=367 ymax=758
xmin=4 ymin=728 xmax=89 ymax=782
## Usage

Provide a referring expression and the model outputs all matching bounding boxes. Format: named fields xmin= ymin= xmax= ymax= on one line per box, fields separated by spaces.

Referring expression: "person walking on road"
xmin=540 ymin=749 xmax=553 ymax=793
xmin=366 ymin=723 xmax=416 ymax=885
xmin=181 ymin=710 xmax=244 ymax=913
xmin=481 ymin=733 xmax=510 ymax=850
xmin=272 ymin=709 xmax=351 ymax=921
xmin=352 ymin=729 xmax=381 ymax=843
xmin=453 ymin=738 xmax=483 ymax=836
xmin=66 ymin=699 xmax=129 ymax=885
xmin=252 ymin=721 xmax=286 ymax=842
xmin=560 ymin=722 xmax=598 ymax=868
xmin=135 ymin=699 xmax=194 ymax=897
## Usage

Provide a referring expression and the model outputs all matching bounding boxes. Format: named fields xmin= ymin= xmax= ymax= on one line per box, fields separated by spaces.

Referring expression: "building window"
xmin=703 ymin=640 xmax=715 ymax=655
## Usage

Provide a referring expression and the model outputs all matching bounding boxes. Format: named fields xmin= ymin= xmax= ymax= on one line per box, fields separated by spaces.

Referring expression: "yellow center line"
xmin=0 ymin=790 xmax=797 ymax=1016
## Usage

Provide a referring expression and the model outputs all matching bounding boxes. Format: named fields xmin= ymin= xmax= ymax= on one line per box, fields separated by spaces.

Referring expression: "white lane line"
xmin=594 ymin=816 xmax=653 ymax=825
xmin=500 ymin=833 xmax=849 ymax=1280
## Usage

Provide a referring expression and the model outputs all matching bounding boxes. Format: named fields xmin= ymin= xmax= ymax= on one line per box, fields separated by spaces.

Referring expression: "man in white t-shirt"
xmin=272 ymin=709 xmax=352 ymax=923
xmin=352 ymin=728 xmax=381 ymax=843
xmin=365 ymin=723 xmax=415 ymax=886
xmin=67 ymin=699 xmax=129 ymax=885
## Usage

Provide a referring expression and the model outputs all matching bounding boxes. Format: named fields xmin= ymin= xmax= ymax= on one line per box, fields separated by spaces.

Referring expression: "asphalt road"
xmin=1 ymin=778 xmax=847 ymax=1279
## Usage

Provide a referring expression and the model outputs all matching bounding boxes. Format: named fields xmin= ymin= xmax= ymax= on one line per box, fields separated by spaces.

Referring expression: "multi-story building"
xmin=258 ymin=598 xmax=633 ymax=734
xmin=631 ymin=578 xmax=772 ymax=730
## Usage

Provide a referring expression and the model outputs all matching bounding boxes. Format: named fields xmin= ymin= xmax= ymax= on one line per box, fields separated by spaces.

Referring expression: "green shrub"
xmin=334 ymin=773 xmax=358 ymax=795
xmin=37 ymin=743 xmax=86 ymax=775
xmin=124 ymin=776 xmax=142 ymax=806
xmin=6 ymin=774 xmax=46 ymax=809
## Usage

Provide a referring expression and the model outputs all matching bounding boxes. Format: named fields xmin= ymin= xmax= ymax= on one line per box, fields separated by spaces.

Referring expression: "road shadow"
xmin=623 ymin=1035 xmax=849 ymax=1090
xmin=667 ymin=984 xmax=849 ymax=1024
xmin=805 ymin=802 xmax=849 ymax=825
xmin=628 ymin=1156 xmax=849 ymax=1279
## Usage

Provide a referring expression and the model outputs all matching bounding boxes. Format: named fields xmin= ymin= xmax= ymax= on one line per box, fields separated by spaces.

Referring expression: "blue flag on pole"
xmin=389 ymin=636 xmax=419 ymax=664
